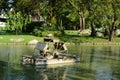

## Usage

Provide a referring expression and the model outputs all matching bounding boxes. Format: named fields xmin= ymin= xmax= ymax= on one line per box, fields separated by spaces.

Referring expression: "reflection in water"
xmin=0 ymin=45 xmax=120 ymax=80
xmin=34 ymin=66 xmax=69 ymax=80
xmin=67 ymin=45 xmax=120 ymax=80
xmin=21 ymin=64 xmax=73 ymax=80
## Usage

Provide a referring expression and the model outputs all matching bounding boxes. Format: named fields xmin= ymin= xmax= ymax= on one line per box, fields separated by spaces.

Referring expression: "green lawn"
xmin=59 ymin=30 xmax=120 ymax=43
xmin=0 ymin=30 xmax=120 ymax=45
xmin=0 ymin=35 xmax=43 ymax=44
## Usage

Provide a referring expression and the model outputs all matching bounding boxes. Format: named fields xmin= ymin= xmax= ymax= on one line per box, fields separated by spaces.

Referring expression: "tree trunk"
xmin=90 ymin=22 xmax=96 ymax=37
xmin=108 ymin=29 xmax=114 ymax=41
xmin=79 ymin=12 xmax=85 ymax=31
xmin=108 ymin=24 xmax=116 ymax=41
xmin=79 ymin=16 xmax=82 ymax=30
xmin=37 ymin=9 xmax=41 ymax=21
xmin=82 ymin=17 xmax=85 ymax=30
xmin=60 ymin=16 xmax=65 ymax=35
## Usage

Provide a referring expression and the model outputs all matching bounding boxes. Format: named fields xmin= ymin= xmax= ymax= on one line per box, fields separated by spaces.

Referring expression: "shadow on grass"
xmin=0 ymin=31 xmax=31 ymax=35
xmin=59 ymin=34 xmax=107 ymax=43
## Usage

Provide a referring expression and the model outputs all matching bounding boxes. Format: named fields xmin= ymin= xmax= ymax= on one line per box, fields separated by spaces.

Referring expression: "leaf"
xmin=67 ymin=12 xmax=78 ymax=21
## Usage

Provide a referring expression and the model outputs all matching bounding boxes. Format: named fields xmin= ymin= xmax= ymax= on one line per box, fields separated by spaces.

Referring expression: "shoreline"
xmin=1 ymin=42 xmax=120 ymax=46
xmin=65 ymin=42 xmax=120 ymax=46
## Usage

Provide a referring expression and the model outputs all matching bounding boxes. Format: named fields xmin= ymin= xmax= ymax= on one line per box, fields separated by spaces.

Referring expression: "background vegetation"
xmin=0 ymin=0 xmax=120 ymax=43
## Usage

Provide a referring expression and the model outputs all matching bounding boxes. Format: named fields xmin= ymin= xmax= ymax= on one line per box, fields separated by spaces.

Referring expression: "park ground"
xmin=0 ymin=30 xmax=120 ymax=45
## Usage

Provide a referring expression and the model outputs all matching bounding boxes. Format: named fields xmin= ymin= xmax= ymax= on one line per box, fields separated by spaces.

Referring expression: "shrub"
xmin=34 ymin=30 xmax=42 ymax=37
xmin=41 ymin=31 xmax=49 ymax=37
xmin=34 ymin=30 xmax=62 ymax=37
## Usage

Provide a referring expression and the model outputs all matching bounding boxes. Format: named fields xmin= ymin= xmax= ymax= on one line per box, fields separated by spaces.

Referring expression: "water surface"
xmin=0 ymin=45 xmax=120 ymax=80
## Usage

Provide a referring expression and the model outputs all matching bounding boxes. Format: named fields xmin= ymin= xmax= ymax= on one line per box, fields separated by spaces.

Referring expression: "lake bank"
xmin=1 ymin=42 xmax=120 ymax=46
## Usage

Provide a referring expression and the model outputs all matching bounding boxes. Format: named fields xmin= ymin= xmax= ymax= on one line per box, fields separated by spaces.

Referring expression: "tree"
xmin=42 ymin=0 xmax=68 ymax=34
xmin=53 ymin=0 xmax=68 ymax=35
xmin=85 ymin=0 xmax=102 ymax=37
xmin=67 ymin=0 xmax=86 ymax=31
xmin=6 ymin=11 xmax=30 ymax=34
xmin=108 ymin=2 xmax=120 ymax=41
xmin=14 ymin=0 xmax=40 ymax=13
xmin=97 ymin=1 xmax=120 ymax=41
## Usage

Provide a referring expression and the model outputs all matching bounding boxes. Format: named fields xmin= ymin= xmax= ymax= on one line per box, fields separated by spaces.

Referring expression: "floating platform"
xmin=22 ymin=54 xmax=80 ymax=66
xmin=35 ymin=58 xmax=79 ymax=66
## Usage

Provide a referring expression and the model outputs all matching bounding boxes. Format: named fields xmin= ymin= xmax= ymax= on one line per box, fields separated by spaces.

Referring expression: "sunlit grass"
xmin=0 ymin=35 xmax=43 ymax=44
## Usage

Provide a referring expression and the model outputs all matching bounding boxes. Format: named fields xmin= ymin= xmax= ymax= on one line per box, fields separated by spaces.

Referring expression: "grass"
xmin=0 ymin=30 xmax=120 ymax=44
xmin=59 ymin=30 xmax=120 ymax=44
xmin=59 ymin=30 xmax=105 ymax=43
xmin=0 ymin=34 xmax=43 ymax=44
xmin=59 ymin=35 xmax=108 ymax=43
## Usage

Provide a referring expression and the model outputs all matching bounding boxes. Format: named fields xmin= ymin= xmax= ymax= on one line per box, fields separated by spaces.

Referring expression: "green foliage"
xmin=15 ymin=0 xmax=40 ymax=13
xmin=67 ymin=12 xmax=79 ymax=22
xmin=6 ymin=11 xmax=30 ymax=34
xmin=50 ymin=16 xmax=59 ymax=30
xmin=0 ymin=0 xmax=8 ymax=10
xmin=2 ymin=0 xmax=120 ymax=41
xmin=34 ymin=30 xmax=42 ymax=37
xmin=34 ymin=30 xmax=61 ymax=37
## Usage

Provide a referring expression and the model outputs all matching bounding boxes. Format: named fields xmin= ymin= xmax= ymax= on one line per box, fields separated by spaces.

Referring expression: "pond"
xmin=0 ymin=45 xmax=120 ymax=80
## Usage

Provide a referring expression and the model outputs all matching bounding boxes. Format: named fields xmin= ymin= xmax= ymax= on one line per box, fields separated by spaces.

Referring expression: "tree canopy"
xmin=1 ymin=0 xmax=120 ymax=41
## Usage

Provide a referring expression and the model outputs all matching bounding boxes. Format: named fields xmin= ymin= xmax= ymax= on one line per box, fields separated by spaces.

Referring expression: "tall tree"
xmin=53 ymin=0 xmax=68 ymax=34
xmin=44 ymin=0 xmax=68 ymax=34
xmin=100 ymin=1 xmax=120 ymax=41
xmin=86 ymin=0 xmax=101 ymax=37
xmin=67 ymin=0 xmax=86 ymax=31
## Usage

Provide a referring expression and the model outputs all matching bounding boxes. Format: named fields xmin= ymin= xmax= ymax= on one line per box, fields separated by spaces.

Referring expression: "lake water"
xmin=0 ymin=45 xmax=120 ymax=80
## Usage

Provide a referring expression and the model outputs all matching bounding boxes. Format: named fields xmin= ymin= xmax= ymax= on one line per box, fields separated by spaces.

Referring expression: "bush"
xmin=25 ymin=22 xmax=44 ymax=33
xmin=34 ymin=30 xmax=42 ymax=37
xmin=34 ymin=30 xmax=62 ymax=37
xmin=41 ymin=31 xmax=49 ymax=37
xmin=53 ymin=31 xmax=61 ymax=36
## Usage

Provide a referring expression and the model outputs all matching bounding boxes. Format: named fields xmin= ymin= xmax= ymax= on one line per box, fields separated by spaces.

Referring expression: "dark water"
xmin=0 ymin=45 xmax=120 ymax=80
